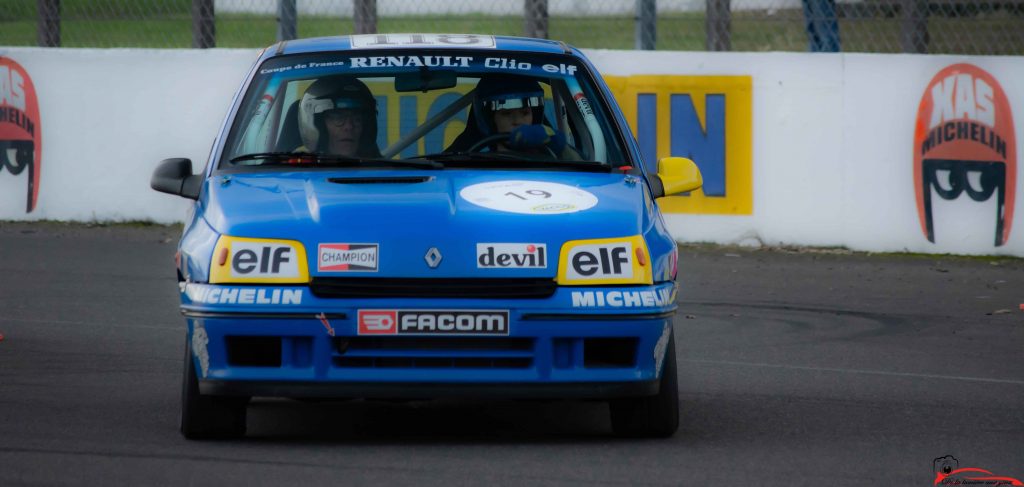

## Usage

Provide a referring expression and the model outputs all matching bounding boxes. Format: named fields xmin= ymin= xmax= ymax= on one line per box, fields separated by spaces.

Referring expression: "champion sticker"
xmin=318 ymin=243 xmax=378 ymax=272
xmin=459 ymin=180 xmax=598 ymax=215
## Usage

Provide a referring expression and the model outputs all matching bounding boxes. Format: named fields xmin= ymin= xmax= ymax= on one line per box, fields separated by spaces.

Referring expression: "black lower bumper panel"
xmin=199 ymin=379 xmax=659 ymax=400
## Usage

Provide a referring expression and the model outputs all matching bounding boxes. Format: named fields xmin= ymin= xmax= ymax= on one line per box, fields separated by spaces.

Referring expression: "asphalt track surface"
xmin=0 ymin=222 xmax=1021 ymax=486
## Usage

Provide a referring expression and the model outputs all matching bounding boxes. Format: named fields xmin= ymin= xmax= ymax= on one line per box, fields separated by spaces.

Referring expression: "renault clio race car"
xmin=152 ymin=34 xmax=702 ymax=439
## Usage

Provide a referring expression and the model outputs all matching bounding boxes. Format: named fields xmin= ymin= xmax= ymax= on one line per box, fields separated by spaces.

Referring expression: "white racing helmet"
xmin=297 ymin=76 xmax=379 ymax=155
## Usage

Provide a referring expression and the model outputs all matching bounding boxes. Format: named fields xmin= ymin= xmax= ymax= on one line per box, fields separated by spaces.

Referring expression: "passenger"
xmin=297 ymin=76 xmax=382 ymax=158
xmin=447 ymin=76 xmax=578 ymax=159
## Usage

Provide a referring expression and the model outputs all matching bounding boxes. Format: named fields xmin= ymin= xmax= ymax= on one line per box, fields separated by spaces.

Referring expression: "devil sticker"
xmin=0 ymin=57 xmax=41 ymax=213
xmin=914 ymin=64 xmax=1016 ymax=246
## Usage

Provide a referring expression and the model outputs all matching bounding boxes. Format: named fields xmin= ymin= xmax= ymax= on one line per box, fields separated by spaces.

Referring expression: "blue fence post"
xmin=635 ymin=0 xmax=656 ymax=50
xmin=803 ymin=0 xmax=840 ymax=52
xmin=706 ymin=0 xmax=731 ymax=51
xmin=277 ymin=0 xmax=297 ymax=42
xmin=900 ymin=0 xmax=929 ymax=53
xmin=525 ymin=0 xmax=549 ymax=39
xmin=355 ymin=0 xmax=377 ymax=35
xmin=37 ymin=0 xmax=60 ymax=47
xmin=192 ymin=0 xmax=215 ymax=48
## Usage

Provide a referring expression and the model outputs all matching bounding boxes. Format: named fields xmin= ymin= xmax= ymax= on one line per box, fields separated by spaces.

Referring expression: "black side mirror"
xmin=151 ymin=158 xmax=203 ymax=200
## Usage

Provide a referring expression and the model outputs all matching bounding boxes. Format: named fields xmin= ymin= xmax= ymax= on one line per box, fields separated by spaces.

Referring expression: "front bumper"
xmin=181 ymin=282 xmax=676 ymax=399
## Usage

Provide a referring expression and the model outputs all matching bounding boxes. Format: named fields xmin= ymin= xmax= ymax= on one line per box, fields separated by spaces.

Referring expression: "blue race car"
xmin=152 ymin=34 xmax=702 ymax=439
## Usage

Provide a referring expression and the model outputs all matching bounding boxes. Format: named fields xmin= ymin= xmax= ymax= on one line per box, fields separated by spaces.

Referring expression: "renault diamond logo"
xmin=424 ymin=247 xmax=442 ymax=268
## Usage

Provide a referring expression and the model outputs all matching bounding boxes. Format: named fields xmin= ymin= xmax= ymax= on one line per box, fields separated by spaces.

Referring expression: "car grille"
xmin=309 ymin=277 xmax=557 ymax=299
xmin=332 ymin=337 xmax=534 ymax=369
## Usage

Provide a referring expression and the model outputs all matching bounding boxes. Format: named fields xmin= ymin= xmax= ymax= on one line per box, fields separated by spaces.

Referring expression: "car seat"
xmin=275 ymin=100 xmax=302 ymax=152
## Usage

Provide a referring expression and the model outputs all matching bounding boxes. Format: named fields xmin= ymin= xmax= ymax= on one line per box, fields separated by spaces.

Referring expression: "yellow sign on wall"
xmin=604 ymin=75 xmax=753 ymax=215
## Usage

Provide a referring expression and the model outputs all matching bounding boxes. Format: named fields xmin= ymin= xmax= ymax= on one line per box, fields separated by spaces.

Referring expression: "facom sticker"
xmin=358 ymin=310 xmax=398 ymax=335
xmin=358 ymin=309 xmax=509 ymax=335
xmin=459 ymin=180 xmax=598 ymax=215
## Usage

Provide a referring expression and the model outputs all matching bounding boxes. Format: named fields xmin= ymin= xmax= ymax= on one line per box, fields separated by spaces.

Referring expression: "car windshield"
xmin=220 ymin=40 xmax=630 ymax=171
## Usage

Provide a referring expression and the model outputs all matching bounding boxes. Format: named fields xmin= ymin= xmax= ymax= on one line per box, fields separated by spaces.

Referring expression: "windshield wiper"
xmin=412 ymin=151 xmax=524 ymax=162
xmin=413 ymin=152 xmax=613 ymax=172
xmin=229 ymin=152 xmax=441 ymax=169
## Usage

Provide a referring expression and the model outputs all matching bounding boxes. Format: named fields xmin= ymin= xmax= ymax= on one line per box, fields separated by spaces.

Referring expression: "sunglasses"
xmin=0 ymin=139 xmax=37 ymax=212
xmin=921 ymin=158 xmax=1006 ymax=246
xmin=323 ymin=110 xmax=363 ymax=126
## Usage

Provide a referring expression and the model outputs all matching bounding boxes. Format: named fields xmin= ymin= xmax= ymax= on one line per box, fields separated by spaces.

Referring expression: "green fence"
xmin=4 ymin=0 xmax=1022 ymax=54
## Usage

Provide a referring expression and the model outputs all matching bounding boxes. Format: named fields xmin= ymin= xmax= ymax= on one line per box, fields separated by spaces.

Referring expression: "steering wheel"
xmin=466 ymin=134 xmax=510 ymax=153
xmin=465 ymin=133 xmax=558 ymax=159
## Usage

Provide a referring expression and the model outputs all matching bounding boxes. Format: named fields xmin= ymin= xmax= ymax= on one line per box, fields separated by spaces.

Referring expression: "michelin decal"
xmin=571 ymin=288 xmax=674 ymax=308
xmin=184 ymin=284 xmax=304 ymax=305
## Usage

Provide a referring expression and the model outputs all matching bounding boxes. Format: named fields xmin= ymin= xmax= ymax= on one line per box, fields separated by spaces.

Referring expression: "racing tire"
xmin=609 ymin=334 xmax=679 ymax=438
xmin=180 ymin=341 xmax=248 ymax=440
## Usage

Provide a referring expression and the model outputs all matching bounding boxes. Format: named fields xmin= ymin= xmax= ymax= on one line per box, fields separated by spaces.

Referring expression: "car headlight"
xmin=556 ymin=235 xmax=652 ymax=285
xmin=209 ymin=236 xmax=309 ymax=284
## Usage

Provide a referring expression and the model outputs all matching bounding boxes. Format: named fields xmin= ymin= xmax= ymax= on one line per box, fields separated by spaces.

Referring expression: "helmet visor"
xmin=309 ymin=96 xmax=367 ymax=115
xmin=482 ymin=92 xmax=544 ymax=111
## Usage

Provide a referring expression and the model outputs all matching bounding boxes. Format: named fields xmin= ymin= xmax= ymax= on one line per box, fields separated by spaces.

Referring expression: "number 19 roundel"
xmin=913 ymin=63 xmax=1016 ymax=246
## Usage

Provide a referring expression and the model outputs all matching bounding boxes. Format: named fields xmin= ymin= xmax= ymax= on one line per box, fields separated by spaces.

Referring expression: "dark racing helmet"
xmin=446 ymin=76 xmax=547 ymax=153
xmin=297 ymin=76 xmax=380 ymax=157
xmin=472 ymin=76 xmax=546 ymax=136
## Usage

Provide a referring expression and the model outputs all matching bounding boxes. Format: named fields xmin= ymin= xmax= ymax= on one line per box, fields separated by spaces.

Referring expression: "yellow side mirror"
xmin=653 ymin=157 xmax=702 ymax=198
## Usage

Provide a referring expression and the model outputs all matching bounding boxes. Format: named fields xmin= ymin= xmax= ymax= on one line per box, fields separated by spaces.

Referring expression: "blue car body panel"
xmin=175 ymin=35 xmax=684 ymax=399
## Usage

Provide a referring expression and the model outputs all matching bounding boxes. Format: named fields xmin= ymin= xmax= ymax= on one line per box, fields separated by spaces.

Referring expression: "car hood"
xmin=203 ymin=169 xmax=649 ymax=277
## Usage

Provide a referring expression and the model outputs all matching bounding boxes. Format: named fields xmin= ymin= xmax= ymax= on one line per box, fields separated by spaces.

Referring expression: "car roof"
xmin=269 ymin=34 xmax=573 ymax=58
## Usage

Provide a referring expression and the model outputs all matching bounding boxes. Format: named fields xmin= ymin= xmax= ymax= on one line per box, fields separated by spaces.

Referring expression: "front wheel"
xmin=180 ymin=340 xmax=248 ymax=439
xmin=609 ymin=334 xmax=679 ymax=438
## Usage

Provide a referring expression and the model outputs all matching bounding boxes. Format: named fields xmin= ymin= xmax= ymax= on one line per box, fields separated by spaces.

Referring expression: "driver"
xmin=297 ymin=76 xmax=382 ymax=158
xmin=446 ymin=76 xmax=577 ymax=159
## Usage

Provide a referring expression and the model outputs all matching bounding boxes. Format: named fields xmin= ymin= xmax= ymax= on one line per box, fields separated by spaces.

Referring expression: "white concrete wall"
xmin=653 ymin=51 xmax=1016 ymax=256
xmin=0 ymin=47 xmax=1020 ymax=256
xmin=0 ymin=48 xmax=259 ymax=223
xmin=588 ymin=50 xmax=1024 ymax=256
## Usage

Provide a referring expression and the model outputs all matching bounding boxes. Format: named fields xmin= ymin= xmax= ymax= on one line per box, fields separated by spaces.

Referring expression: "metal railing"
xmin=6 ymin=0 xmax=1022 ymax=54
